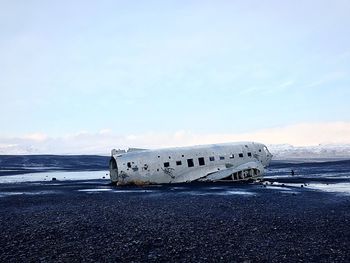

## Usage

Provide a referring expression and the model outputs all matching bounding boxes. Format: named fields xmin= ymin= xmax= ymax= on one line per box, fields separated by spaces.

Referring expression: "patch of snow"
xmin=307 ymin=183 xmax=350 ymax=195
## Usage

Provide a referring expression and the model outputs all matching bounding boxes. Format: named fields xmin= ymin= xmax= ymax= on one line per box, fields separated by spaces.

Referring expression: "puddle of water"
xmin=182 ymin=190 xmax=255 ymax=196
xmin=0 ymin=171 xmax=109 ymax=183
xmin=112 ymin=190 xmax=156 ymax=193
xmin=265 ymin=181 xmax=350 ymax=196
xmin=265 ymin=185 xmax=295 ymax=191
xmin=0 ymin=192 xmax=24 ymax=197
xmin=307 ymin=183 xmax=350 ymax=195
xmin=78 ymin=188 xmax=113 ymax=192
xmin=28 ymin=190 xmax=60 ymax=195
xmin=78 ymin=188 xmax=156 ymax=193
xmin=265 ymin=172 xmax=350 ymax=180
xmin=170 ymin=187 xmax=187 ymax=190
xmin=225 ymin=190 xmax=255 ymax=196
xmin=0 ymin=190 xmax=60 ymax=197
xmin=207 ymin=187 xmax=227 ymax=190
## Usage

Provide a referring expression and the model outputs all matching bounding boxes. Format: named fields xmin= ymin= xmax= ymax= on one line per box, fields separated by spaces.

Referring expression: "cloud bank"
xmin=0 ymin=122 xmax=350 ymax=155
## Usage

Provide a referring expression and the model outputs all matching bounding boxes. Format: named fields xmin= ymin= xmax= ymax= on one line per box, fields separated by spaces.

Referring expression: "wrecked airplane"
xmin=109 ymin=142 xmax=272 ymax=185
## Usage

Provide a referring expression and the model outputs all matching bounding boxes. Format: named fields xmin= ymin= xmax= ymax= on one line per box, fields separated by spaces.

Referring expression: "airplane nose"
xmin=109 ymin=157 xmax=119 ymax=183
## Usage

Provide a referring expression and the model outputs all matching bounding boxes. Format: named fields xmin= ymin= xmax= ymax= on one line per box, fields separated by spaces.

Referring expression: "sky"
xmin=0 ymin=0 xmax=350 ymax=154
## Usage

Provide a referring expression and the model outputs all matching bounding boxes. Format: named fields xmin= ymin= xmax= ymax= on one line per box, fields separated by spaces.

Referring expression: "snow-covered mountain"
xmin=0 ymin=144 xmax=40 ymax=155
xmin=268 ymin=144 xmax=350 ymax=159
xmin=1 ymin=142 xmax=350 ymax=160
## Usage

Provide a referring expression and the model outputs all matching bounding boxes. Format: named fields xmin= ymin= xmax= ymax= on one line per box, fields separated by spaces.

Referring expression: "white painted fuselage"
xmin=109 ymin=142 xmax=272 ymax=185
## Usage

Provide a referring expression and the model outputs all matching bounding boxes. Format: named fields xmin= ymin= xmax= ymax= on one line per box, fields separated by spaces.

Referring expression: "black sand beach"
xmin=0 ymin=159 xmax=350 ymax=262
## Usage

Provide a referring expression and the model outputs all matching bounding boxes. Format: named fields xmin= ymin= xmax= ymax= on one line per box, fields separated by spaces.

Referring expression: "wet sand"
xmin=0 ymin=175 xmax=350 ymax=262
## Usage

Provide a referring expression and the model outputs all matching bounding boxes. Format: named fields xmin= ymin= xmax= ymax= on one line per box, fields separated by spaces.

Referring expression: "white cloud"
xmin=98 ymin=129 xmax=112 ymax=135
xmin=240 ymin=80 xmax=295 ymax=95
xmin=22 ymin=133 xmax=48 ymax=142
xmin=0 ymin=122 xmax=350 ymax=155
xmin=275 ymin=80 xmax=294 ymax=91
xmin=303 ymin=71 xmax=346 ymax=89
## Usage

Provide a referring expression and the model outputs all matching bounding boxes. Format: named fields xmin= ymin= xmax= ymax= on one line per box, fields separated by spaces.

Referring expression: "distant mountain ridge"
xmin=1 ymin=144 xmax=350 ymax=160
xmin=269 ymin=144 xmax=350 ymax=159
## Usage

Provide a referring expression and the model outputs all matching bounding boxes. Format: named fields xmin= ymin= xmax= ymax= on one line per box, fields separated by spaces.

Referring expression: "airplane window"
xmin=209 ymin=156 xmax=215 ymax=161
xmin=182 ymin=155 xmax=184 ymax=157
xmin=127 ymin=162 xmax=131 ymax=168
xmin=248 ymin=152 xmax=252 ymax=157
xmin=198 ymin=157 xmax=205 ymax=166
xmin=259 ymin=149 xmax=262 ymax=152
xmin=219 ymin=156 xmax=225 ymax=160
xmin=187 ymin=159 xmax=194 ymax=167
xmin=158 ymin=156 xmax=160 ymax=158
xmin=176 ymin=161 xmax=182 ymax=166
xmin=164 ymin=162 xmax=170 ymax=168
xmin=239 ymin=153 xmax=243 ymax=158
xmin=229 ymin=154 xmax=234 ymax=159
xmin=169 ymin=156 xmax=171 ymax=159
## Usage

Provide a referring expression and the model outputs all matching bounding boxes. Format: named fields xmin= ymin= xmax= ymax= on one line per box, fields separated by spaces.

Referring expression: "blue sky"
xmin=0 ymin=1 xmax=350 ymax=153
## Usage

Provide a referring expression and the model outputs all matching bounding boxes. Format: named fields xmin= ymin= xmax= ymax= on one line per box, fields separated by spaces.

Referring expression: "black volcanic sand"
xmin=0 ymin=178 xmax=350 ymax=263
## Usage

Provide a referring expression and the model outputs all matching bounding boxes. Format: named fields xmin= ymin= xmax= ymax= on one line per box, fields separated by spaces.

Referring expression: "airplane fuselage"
xmin=109 ymin=142 xmax=272 ymax=185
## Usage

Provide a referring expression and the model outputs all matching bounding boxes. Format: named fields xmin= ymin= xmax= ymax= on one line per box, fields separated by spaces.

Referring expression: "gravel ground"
xmin=0 ymin=178 xmax=350 ymax=262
